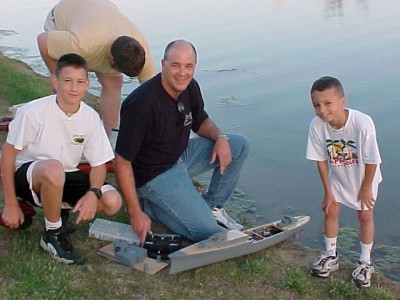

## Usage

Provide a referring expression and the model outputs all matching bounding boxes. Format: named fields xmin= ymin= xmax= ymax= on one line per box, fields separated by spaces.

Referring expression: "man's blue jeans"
xmin=138 ymin=133 xmax=249 ymax=241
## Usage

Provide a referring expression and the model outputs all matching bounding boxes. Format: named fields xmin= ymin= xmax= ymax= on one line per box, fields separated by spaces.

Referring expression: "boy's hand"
xmin=358 ymin=186 xmax=375 ymax=210
xmin=2 ymin=204 xmax=24 ymax=228
xmin=73 ymin=192 xmax=98 ymax=224
xmin=322 ymin=194 xmax=337 ymax=215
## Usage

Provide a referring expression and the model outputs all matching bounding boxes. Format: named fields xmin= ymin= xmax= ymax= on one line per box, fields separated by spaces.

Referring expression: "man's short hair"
xmin=110 ymin=36 xmax=146 ymax=77
xmin=163 ymin=40 xmax=197 ymax=62
xmin=56 ymin=53 xmax=88 ymax=77
xmin=311 ymin=76 xmax=345 ymax=97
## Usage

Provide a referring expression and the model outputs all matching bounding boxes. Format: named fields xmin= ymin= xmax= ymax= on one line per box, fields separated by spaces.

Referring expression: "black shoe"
xmin=61 ymin=210 xmax=76 ymax=234
xmin=40 ymin=229 xmax=84 ymax=265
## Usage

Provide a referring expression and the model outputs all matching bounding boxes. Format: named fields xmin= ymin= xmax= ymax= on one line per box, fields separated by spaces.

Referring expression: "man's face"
xmin=52 ymin=66 xmax=89 ymax=105
xmin=161 ymin=42 xmax=196 ymax=100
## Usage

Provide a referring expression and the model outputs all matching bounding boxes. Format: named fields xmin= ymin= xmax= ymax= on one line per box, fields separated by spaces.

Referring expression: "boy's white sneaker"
xmin=351 ymin=261 xmax=374 ymax=288
xmin=311 ymin=251 xmax=339 ymax=278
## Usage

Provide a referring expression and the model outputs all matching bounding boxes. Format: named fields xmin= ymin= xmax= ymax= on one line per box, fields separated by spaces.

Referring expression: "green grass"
xmin=0 ymin=55 xmax=50 ymax=105
xmin=323 ymin=280 xmax=396 ymax=300
xmin=0 ymin=52 xmax=398 ymax=300
xmin=285 ymin=267 xmax=311 ymax=295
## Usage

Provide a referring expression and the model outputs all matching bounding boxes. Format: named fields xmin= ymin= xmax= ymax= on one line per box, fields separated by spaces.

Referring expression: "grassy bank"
xmin=0 ymin=53 xmax=398 ymax=300
xmin=0 ymin=55 xmax=49 ymax=107
xmin=0 ymin=54 xmax=98 ymax=114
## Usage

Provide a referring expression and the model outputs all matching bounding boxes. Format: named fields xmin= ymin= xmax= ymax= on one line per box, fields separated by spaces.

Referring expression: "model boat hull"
xmin=168 ymin=215 xmax=310 ymax=274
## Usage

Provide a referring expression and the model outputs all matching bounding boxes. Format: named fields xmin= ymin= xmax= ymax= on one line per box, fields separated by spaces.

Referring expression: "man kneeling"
xmin=0 ymin=53 xmax=122 ymax=264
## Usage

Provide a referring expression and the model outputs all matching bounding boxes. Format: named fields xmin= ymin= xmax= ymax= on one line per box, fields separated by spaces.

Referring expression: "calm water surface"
xmin=1 ymin=0 xmax=399 ymax=281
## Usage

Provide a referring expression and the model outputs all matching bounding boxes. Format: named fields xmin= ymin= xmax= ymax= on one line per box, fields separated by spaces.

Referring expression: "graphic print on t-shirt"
xmin=72 ymin=134 xmax=85 ymax=145
xmin=184 ymin=112 xmax=192 ymax=126
xmin=326 ymin=138 xmax=358 ymax=167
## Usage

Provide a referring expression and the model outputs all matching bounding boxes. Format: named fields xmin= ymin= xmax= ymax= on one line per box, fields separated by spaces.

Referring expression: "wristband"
xmin=88 ymin=187 xmax=102 ymax=200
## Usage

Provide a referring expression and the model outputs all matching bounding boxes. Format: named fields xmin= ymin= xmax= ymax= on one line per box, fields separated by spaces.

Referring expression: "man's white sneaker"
xmin=212 ymin=206 xmax=244 ymax=231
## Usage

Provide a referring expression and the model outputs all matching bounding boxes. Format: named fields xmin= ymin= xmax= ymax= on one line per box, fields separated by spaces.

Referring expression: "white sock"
xmin=360 ymin=241 xmax=373 ymax=264
xmin=45 ymin=217 xmax=62 ymax=231
xmin=325 ymin=235 xmax=337 ymax=256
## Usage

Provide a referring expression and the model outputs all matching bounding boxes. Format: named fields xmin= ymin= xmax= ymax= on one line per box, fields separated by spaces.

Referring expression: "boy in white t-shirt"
xmin=306 ymin=76 xmax=382 ymax=288
xmin=0 ymin=54 xmax=122 ymax=265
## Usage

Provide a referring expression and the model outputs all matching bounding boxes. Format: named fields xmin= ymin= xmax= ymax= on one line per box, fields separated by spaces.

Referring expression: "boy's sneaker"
xmin=311 ymin=251 xmax=339 ymax=277
xmin=212 ymin=206 xmax=244 ymax=231
xmin=40 ymin=229 xmax=84 ymax=265
xmin=61 ymin=210 xmax=76 ymax=234
xmin=0 ymin=200 xmax=36 ymax=229
xmin=351 ymin=261 xmax=374 ymax=288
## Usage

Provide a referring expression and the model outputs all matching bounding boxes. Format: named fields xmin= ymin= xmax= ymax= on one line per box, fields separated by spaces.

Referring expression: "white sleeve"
xmin=82 ymin=115 xmax=114 ymax=167
xmin=6 ymin=107 xmax=39 ymax=150
xmin=361 ymin=117 xmax=382 ymax=164
xmin=306 ymin=118 xmax=328 ymax=161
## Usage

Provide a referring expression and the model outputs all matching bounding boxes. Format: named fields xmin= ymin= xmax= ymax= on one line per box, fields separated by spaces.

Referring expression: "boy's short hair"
xmin=311 ymin=76 xmax=345 ymax=97
xmin=56 ymin=53 xmax=88 ymax=77
xmin=110 ymin=36 xmax=145 ymax=77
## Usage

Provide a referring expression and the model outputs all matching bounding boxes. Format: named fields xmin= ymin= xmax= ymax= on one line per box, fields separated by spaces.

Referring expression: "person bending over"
xmin=37 ymin=0 xmax=157 ymax=134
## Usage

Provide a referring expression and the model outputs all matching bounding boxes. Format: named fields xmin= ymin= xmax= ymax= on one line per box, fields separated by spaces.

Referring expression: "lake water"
xmin=1 ymin=0 xmax=399 ymax=282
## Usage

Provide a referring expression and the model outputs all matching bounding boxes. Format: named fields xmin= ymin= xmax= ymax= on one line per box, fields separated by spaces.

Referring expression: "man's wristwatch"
xmin=218 ymin=134 xmax=230 ymax=141
xmin=88 ymin=187 xmax=102 ymax=200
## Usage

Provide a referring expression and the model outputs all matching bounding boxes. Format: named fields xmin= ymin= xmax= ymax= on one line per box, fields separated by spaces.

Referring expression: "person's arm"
xmin=95 ymin=73 xmax=123 ymax=134
xmin=73 ymin=164 xmax=107 ymax=224
xmin=136 ymin=37 xmax=157 ymax=83
xmin=358 ymin=164 xmax=377 ymax=210
xmin=316 ymin=160 xmax=337 ymax=215
xmin=37 ymin=32 xmax=58 ymax=93
xmin=196 ymin=118 xmax=232 ymax=174
xmin=137 ymin=51 xmax=156 ymax=83
xmin=37 ymin=32 xmax=57 ymax=76
xmin=0 ymin=143 xmax=24 ymax=228
xmin=114 ymin=153 xmax=152 ymax=245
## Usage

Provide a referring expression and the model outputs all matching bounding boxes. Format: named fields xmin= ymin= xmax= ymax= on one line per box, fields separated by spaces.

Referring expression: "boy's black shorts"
xmin=15 ymin=161 xmax=94 ymax=207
